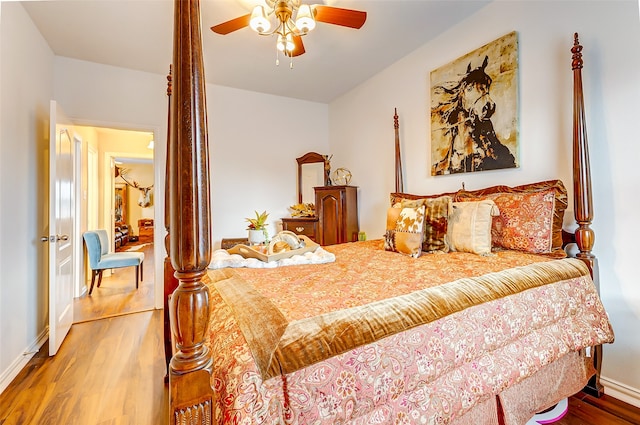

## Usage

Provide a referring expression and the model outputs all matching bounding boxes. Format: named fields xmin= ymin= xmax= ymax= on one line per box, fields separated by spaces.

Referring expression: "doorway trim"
xmin=67 ymin=119 xmax=165 ymax=312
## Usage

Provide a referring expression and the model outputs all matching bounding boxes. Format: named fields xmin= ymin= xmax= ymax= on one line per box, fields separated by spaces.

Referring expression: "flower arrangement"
xmin=289 ymin=203 xmax=315 ymax=217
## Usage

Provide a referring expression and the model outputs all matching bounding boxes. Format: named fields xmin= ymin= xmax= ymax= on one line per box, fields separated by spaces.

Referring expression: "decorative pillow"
xmin=392 ymin=180 xmax=568 ymax=255
xmin=454 ymin=180 xmax=568 ymax=255
xmin=447 ymin=200 xmax=499 ymax=255
xmin=390 ymin=189 xmax=458 ymax=207
xmin=384 ymin=205 xmax=425 ymax=258
xmin=395 ymin=196 xmax=452 ymax=253
xmin=477 ymin=189 xmax=556 ymax=253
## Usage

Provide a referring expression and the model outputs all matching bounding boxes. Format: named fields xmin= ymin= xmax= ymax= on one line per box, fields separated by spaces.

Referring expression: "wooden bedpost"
xmin=163 ymin=66 xmax=180 ymax=380
xmin=572 ymin=32 xmax=603 ymax=398
xmin=394 ymin=108 xmax=404 ymax=193
xmin=168 ymin=0 xmax=214 ymax=423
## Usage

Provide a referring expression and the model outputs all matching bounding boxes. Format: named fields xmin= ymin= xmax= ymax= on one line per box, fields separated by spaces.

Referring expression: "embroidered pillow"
xmin=479 ymin=189 xmax=556 ymax=254
xmin=454 ymin=180 xmax=567 ymax=256
xmin=396 ymin=196 xmax=452 ymax=253
xmin=384 ymin=205 xmax=426 ymax=258
xmin=447 ymin=200 xmax=499 ymax=255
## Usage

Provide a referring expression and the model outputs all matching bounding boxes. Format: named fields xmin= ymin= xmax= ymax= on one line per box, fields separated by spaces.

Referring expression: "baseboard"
xmin=602 ymin=375 xmax=640 ymax=409
xmin=0 ymin=327 xmax=48 ymax=395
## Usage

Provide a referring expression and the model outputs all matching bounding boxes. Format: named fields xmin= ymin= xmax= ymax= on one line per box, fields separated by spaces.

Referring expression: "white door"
xmin=48 ymin=100 xmax=75 ymax=355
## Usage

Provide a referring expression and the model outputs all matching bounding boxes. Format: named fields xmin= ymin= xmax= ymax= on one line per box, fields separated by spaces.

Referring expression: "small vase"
xmin=248 ymin=229 xmax=266 ymax=245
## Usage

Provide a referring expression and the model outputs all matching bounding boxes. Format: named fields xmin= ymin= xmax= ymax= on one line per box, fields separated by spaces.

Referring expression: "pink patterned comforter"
xmin=205 ymin=240 xmax=613 ymax=424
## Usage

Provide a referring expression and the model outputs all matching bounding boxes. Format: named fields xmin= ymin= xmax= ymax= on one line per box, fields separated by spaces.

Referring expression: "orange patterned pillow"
xmin=454 ymin=180 xmax=568 ymax=254
xmin=465 ymin=189 xmax=556 ymax=254
xmin=390 ymin=180 xmax=568 ymax=256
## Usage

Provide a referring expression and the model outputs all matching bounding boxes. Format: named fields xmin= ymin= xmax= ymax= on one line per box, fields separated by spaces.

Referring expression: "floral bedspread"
xmin=205 ymin=240 xmax=614 ymax=424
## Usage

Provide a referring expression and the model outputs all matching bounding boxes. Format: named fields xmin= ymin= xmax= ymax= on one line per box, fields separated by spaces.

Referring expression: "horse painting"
xmin=430 ymin=32 xmax=518 ymax=175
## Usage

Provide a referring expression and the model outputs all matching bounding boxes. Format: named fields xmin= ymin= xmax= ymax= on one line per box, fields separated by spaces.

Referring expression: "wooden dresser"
xmin=282 ymin=216 xmax=319 ymax=242
xmin=315 ymin=185 xmax=359 ymax=246
xmin=282 ymin=186 xmax=359 ymax=246
xmin=138 ymin=218 xmax=154 ymax=243
xmin=282 ymin=186 xmax=359 ymax=245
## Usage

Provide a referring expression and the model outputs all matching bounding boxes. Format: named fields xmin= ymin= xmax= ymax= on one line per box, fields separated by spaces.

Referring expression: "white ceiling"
xmin=21 ymin=0 xmax=490 ymax=103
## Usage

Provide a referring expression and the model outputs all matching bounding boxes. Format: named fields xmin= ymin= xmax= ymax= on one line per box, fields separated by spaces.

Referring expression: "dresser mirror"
xmin=297 ymin=152 xmax=329 ymax=205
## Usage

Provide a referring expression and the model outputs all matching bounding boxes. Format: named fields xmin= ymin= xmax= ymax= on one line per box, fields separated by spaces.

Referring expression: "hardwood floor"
xmin=0 ymin=310 xmax=168 ymax=425
xmin=74 ymin=243 xmax=155 ymax=323
xmin=1 ymin=306 xmax=639 ymax=424
xmin=555 ymin=392 xmax=640 ymax=424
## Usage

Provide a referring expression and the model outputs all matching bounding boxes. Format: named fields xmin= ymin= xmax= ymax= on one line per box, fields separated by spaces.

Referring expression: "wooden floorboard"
xmin=74 ymin=243 xmax=155 ymax=323
xmin=0 ymin=310 xmax=168 ymax=425
xmin=553 ymin=391 xmax=640 ymax=425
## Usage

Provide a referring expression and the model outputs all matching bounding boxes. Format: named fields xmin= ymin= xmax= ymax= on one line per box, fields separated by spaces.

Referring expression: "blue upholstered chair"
xmin=82 ymin=229 xmax=144 ymax=295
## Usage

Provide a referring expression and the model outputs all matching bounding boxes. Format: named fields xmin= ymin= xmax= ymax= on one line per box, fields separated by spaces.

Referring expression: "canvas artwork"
xmin=430 ymin=31 xmax=519 ymax=176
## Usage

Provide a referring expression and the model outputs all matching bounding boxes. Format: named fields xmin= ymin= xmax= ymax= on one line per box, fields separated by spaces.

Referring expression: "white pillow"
xmin=446 ymin=200 xmax=499 ymax=255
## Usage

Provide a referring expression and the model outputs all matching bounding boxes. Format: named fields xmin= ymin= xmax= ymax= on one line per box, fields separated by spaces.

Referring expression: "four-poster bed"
xmin=166 ymin=1 xmax=612 ymax=423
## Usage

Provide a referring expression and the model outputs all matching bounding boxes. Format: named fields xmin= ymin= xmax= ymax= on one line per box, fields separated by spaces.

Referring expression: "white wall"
xmin=0 ymin=2 xmax=54 ymax=392
xmin=0 ymin=1 xmax=328 ymax=393
xmin=209 ymin=84 xmax=329 ymax=242
xmin=5 ymin=0 xmax=637 ymax=407
xmin=329 ymin=0 xmax=640 ymax=405
xmin=54 ymin=58 xmax=329 ymax=246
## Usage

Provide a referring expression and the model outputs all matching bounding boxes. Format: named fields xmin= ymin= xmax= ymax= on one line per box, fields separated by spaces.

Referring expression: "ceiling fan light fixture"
xmin=285 ymin=33 xmax=295 ymax=52
xmin=249 ymin=5 xmax=270 ymax=33
xmin=276 ymin=33 xmax=295 ymax=52
xmin=276 ymin=34 xmax=286 ymax=51
xmin=295 ymin=4 xmax=316 ymax=33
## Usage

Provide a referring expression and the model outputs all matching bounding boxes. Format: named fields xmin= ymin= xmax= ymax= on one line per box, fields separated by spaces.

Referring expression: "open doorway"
xmin=74 ymin=126 xmax=157 ymax=323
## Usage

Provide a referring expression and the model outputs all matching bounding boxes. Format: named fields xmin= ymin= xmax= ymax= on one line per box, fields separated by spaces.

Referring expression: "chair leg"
xmin=135 ymin=265 xmax=139 ymax=289
xmin=89 ymin=270 xmax=97 ymax=295
xmin=140 ymin=261 xmax=144 ymax=281
xmin=97 ymin=270 xmax=103 ymax=288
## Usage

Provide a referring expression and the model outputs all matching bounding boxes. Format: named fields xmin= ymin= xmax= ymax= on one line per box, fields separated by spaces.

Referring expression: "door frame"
xmin=103 ymin=150 xmax=154 ymax=246
xmin=73 ymin=136 xmax=83 ymax=298
xmin=70 ymin=120 xmax=164 ymax=311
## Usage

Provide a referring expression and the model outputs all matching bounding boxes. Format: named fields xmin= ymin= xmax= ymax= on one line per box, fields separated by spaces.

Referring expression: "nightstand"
xmin=281 ymin=217 xmax=319 ymax=242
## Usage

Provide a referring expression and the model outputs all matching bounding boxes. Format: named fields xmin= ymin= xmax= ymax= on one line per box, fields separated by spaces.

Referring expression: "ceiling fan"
xmin=210 ymin=0 xmax=367 ymax=60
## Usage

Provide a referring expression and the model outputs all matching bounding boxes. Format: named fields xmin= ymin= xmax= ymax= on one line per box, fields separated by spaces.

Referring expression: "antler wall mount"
xmin=211 ymin=1 xmax=366 ymax=66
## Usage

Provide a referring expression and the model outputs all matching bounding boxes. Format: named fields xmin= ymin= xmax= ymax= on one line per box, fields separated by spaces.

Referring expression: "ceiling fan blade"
xmin=286 ymin=35 xmax=306 ymax=57
xmin=313 ymin=5 xmax=366 ymax=29
xmin=210 ymin=14 xmax=251 ymax=35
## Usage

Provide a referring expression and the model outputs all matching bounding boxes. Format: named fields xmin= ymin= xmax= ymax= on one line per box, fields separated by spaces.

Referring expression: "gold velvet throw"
xmin=213 ymin=257 xmax=591 ymax=380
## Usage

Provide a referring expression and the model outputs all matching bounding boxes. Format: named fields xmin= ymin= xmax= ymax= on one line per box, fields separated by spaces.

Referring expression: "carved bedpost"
xmin=572 ymin=32 xmax=603 ymax=398
xmin=164 ymin=66 xmax=179 ymax=380
xmin=394 ymin=108 xmax=403 ymax=193
xmin=572 ymin=33 xmax=596 ymax=276
xmin=169 ymin=0 xmax=213 ymax=423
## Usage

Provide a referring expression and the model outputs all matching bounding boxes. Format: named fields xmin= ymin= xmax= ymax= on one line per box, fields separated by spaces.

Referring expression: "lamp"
xmin=248 ymin=0 xmax=316 ymax=59
xmin=249 ymin=6 xmax=270 ymax=33
xmin=211 ymin=0 xmax=367 ymax=63
xmin=277 ymin=33 xmax=295 ymax=52
xmin=295 ymin=4 xmax=315 ymax=33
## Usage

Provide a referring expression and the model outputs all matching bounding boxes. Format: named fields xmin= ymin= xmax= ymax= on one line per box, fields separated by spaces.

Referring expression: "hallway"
xmin=74 ymin=243 xmax=156 ymax=323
